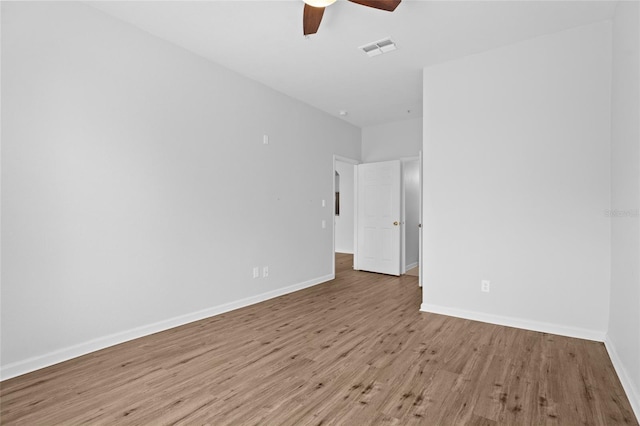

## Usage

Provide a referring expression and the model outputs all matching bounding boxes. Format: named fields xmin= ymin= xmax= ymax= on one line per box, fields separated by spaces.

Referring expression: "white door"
xmin=356 ymin=160 xmax=401 ymax=276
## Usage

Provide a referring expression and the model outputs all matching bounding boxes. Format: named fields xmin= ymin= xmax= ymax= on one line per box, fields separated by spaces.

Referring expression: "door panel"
xmin=363 ymin=227 xmax=376 ymax=259
xmin=356 ymin=160 xmax=401 ymax=276
xmin=381 ymin=228 xmax=393 ymax=260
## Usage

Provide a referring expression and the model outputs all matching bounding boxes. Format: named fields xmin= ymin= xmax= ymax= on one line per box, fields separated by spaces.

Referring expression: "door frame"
xmin=334 ymin=155 xmax=422 ymax=281
xmin=419 ymin=150 xmax=423 ymax=287
xmin=332 ymin=155 xmax=360 ymax=276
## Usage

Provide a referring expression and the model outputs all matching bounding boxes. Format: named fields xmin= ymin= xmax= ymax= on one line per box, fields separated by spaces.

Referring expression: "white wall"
xmin=403 ymin=160 xmax=420 ymax=269
xmin=0 ymin=2 xmax=361 ymax=378
xmin=362 ymin=118 xmax=422 ymax=162
xmin=335 ymin=161 xmax=355 ymax=254
xmin=607 ymin=0 xmax=640 ymax=415
xmin=422 ymin=21 xmax=612 ymax=339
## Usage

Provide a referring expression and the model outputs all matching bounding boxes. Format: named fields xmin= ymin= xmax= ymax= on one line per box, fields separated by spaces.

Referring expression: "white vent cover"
xmin=359 ymin=38 xmax=397 ymax=57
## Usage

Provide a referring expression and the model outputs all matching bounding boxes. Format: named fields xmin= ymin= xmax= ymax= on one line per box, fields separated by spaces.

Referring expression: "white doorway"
xmin=333 ymin=155 xmax=421 ymax=280
xmin=333 ymin=155 xmax=359 ymax=275
xmin=335 ymin=160 xmax=356 ymax=254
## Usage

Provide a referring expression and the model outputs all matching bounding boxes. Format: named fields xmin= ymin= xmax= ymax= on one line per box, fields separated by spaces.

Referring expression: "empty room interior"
xmin=1 ymin=0 xmax=639 ymax=424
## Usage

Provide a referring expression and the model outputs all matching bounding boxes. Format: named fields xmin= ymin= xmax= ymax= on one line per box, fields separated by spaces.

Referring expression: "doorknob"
xmin=393 ymin=221 xmax=399 ymax=226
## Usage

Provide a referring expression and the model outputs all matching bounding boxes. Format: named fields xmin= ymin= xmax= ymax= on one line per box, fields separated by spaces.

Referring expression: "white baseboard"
xmin=405 ymin=262 xmax=418 ymax=271
xmin=604 ymin=335 xmax=640 ymax=421
xmin=0 ymin=274 xmax=334 ymax=381
xmin=420 ymin=304 xmax=638 ymax=418
xmin=420 ymin=303 xmax=606 ymax=342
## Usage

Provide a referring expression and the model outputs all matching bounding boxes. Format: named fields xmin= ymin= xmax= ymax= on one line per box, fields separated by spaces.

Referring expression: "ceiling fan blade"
xmin=347 ymin=0 xmax=401 ymax=12
xmin=303 ymin=4 xmax=325 ymax=36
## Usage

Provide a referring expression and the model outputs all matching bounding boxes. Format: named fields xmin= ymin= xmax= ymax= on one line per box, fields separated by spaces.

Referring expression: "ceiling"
xmin=89 ymin=0 xmax=617 ymax=128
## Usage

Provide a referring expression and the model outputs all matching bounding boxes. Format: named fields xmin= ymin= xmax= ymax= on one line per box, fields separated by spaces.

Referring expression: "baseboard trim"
xmin=420 ymin=303 xmax=606 ymax=342
xmin=604 ymin=335 xmax=640 ymax=421
xmin=405 ymin=262 xmax=418 ymax=271
xmin=1 ymin=274 xmax=334 ymax=381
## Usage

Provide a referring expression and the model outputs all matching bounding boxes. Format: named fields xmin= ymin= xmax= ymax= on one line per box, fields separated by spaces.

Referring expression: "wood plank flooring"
xmin=1 ymin=253 xmax=637 ymax=425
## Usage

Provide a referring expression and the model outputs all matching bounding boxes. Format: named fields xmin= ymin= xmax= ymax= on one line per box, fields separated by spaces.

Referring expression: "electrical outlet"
xmin=322 ymin=199 xmax=326 ymax=207
xmin=263 ymin=266 xmax=269 ymax=278
xmin=253 ymin=267 xmax=260 ymax=278
xmin=263 ymin=134 xmax=269 ymax=145
xmin=322 ymin=220 xmax=326 ymax=229
xmin=481 ymin=280 xmax=490 ymax=292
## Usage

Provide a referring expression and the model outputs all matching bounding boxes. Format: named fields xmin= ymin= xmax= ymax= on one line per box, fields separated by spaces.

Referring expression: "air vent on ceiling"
xmin=359 ymin=37 xmax=397 ymax=57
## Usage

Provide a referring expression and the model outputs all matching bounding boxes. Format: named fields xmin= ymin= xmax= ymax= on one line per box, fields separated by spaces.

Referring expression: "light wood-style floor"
xmin=1 ymin=253 xmax=637 ymax=425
